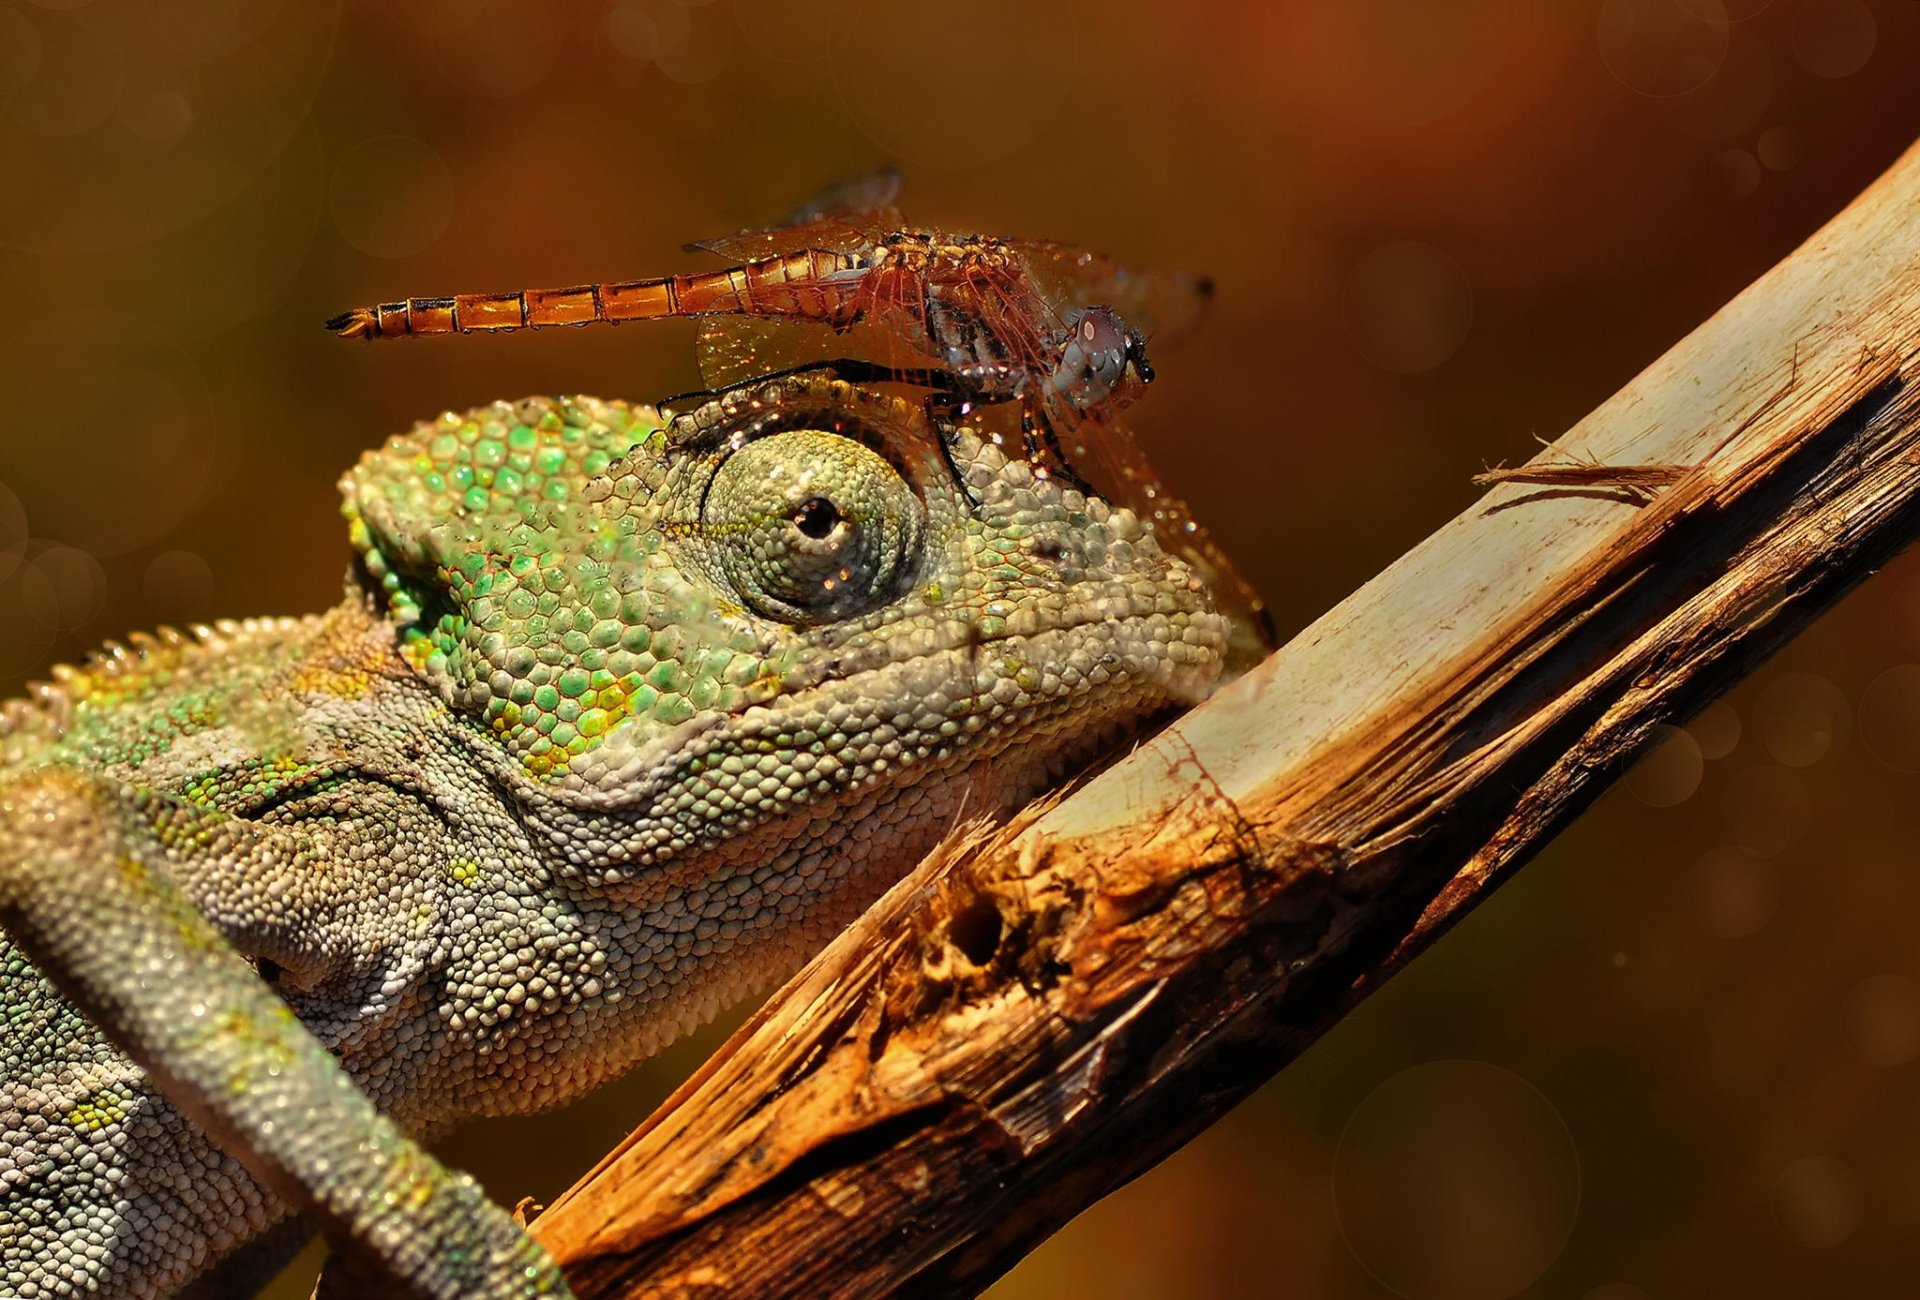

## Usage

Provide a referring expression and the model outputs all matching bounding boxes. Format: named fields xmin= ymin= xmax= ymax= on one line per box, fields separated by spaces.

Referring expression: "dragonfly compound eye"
xmin=701 ymin=429 xmax=924 ymax=626
xmin=1055 ymin=306 xmax=1135 ymax=411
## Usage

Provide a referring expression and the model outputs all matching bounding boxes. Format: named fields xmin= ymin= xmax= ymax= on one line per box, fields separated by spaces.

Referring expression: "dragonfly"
xmin=326 ymin=174 xmax=1270 ymax=652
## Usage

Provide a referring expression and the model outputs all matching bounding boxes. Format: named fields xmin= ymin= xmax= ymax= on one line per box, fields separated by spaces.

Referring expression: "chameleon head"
xmin=344 ymin=373 xmax=1235 ymax=879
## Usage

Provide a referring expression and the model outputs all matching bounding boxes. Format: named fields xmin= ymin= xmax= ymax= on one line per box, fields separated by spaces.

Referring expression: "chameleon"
xmin=0 ymin=365 xmax=1237 ymax=1296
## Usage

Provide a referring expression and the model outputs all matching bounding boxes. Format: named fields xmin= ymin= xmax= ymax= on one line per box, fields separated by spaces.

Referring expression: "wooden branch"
xmin=529 ymin=137 xmax=1920 ymax=1297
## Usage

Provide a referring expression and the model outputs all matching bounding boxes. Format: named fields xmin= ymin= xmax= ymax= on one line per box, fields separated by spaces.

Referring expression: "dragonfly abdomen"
xmin=325 ymin=249 xmax=867 ymax=340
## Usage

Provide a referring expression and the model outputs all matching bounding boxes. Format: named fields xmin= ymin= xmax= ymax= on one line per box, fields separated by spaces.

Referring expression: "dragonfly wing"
xmin=784 ymin=167 xmax=902 ymax=224
xmin=687 ymin=216 xmax=884 ymax=262
xmin=694 ymin=312 xmax=945 ymax=393
xmin=1014 ymin=239 xmax=1214 ymax=347
xmin=688 ymin=170 xmax=905 ymax=261
xmin=696 ymin=316 xmax=818 ymax=390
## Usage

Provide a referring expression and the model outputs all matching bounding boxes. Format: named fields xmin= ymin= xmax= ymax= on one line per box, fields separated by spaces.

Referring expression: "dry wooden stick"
xmin=529 ymin=135 xmax=1920 ymax=1297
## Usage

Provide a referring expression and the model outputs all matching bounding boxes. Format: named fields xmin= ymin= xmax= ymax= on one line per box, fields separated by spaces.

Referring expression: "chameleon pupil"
xmin=794 ymin=497 xmax=840 ymax=539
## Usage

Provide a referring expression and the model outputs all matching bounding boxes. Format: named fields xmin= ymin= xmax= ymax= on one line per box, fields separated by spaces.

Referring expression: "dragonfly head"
xmin=1056 ymin=306 xmax=1152 ymax=412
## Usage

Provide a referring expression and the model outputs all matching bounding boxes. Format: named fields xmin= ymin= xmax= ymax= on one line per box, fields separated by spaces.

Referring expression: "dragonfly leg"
xmin=1018 ymin=400 xmax=1099 ymax=499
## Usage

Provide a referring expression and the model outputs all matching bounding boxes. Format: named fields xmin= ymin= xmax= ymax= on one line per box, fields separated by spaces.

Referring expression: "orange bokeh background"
xmin=4 ymin=2 xmax=1919 ymax=1296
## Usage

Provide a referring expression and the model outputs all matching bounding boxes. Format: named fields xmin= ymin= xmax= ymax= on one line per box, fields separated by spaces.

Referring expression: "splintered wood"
xmin=531 ymin=136 xmax=1920 ymax=1298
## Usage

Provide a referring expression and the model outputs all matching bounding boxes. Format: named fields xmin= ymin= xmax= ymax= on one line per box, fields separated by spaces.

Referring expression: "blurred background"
xmin=2 ymin=0 xmax=1917 ymax=1296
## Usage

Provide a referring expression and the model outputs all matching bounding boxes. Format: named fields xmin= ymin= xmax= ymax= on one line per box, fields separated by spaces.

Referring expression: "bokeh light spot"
xmin=1582 ymin=1286 xmax=1653 ymax=1300
xmin=1891 ymin=570 xmax=1920 ymax=656
xmin=141 ymin=0 xmax=258 ymax=63
xmin=1708 ymin=147 xmax=1762 ymax=200
xmin=1688 ymin=845 xmax=1777 ymax=938
xmin=1789 ymin=0 xmax=1875 ymax=79
xmin=5 ymin=10 xmax=121 ymax=137
xmin=605 ymin=0 xmax=691 ymax=64
xmin=1754 ymin=671 xmax=1848 ymax=767
xmin=143 ymin=549 xmax=215 ymax=622
xmin=1302 ymin=0 xmax=1520 ymax=131
xmin=1858 ymin=665 xmax=1920 ymax=773
xmin=0 ymin=552 xmax=58 ymax=682
xmin=430 ymin=0 xmax=559 ymax=98
xmin=1773 ymin=1155 xmax=1863 ymax=1249
xmin=0 ymin=2 xmax=334 ymax=255
xmin=1843 ymin=974 xmax=1920 ymax=1068
xmin=330 ymin=135 xmax=456 ymax=260
xmin=657 ymin=7 xmax=732 ymax=84
xmin=1342 ymin=242 xmax=1474 ymax=374
xmin=1598 ymin=0 xmax=1730 ymax=99
xmin=1688 ymin=699 xmax=1742 ymax=759
xmin=729 ymin=0 xmax=834 ymax=63
xmin=0 ymin=9 xmax=43 ymax=94
xmin=1758 ymin=125 xmax=1802 ymax=171
xmin=22 ymin=545 xmax=105 ymax=633
xmin=0 ymin=481 xmax=27 ymax=553
xmin=1625 ymin=724 xmax=1704 ymax=806
xmin=0 ymin=315 xmax=214 ymax=558
xmin=830 ymin=0 xmax=1077 ymax=169
xmin=1675 ymin=27 xmax=1771 ymax=141
xmin=122 ymin=89 xmax=193 ymax=143
xmin=1722 ymin=765 xmax=1809 ymax=855
xmin=1334 ymin=1060 xmax=1579 ymax=1300
xmin=1676 ymin=0 xmax=1770 ymax=18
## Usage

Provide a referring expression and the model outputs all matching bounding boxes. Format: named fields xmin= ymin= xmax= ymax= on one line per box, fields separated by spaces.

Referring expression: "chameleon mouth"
xmin=537 ymin=607 xmax=1230 ymax=829
xmin=519 ymin=620 xmax=1218 ymax=887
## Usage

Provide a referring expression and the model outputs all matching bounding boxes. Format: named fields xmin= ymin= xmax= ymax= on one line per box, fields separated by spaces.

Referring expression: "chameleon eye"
xmin=702 ymin=428 xmax=923 ymax=624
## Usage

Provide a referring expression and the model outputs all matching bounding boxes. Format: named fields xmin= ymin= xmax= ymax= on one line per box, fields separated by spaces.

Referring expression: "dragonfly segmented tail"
xmin=324 ymin=249 xmax=869 ymax=340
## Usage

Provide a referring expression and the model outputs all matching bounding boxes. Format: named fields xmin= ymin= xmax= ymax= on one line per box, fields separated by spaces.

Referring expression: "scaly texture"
xmin=0 ymin=373 xmax=1232 ymax=1297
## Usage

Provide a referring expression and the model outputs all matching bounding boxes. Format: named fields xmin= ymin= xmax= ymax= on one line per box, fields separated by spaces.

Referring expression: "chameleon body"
xmin=0 ymin=372 xmax=1232 ymax=1296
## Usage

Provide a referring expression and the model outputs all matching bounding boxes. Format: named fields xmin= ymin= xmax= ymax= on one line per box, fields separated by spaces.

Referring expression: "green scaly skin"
xmin=0 ymin=371 xmax=1233 ymax=1297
